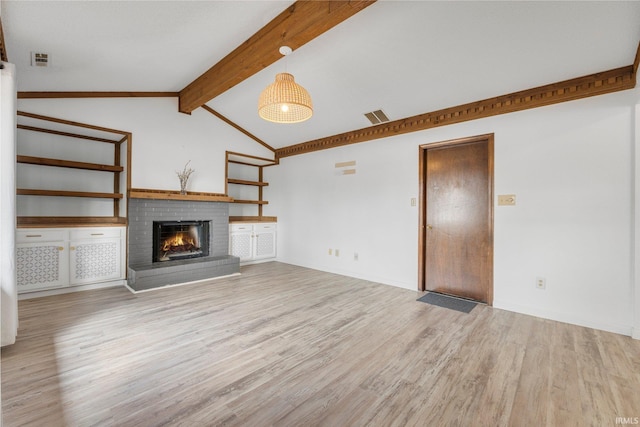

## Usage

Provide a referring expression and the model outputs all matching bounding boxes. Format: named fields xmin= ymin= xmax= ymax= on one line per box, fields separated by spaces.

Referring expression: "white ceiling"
xmin=3 ymin=1 xmax=640 ymax=149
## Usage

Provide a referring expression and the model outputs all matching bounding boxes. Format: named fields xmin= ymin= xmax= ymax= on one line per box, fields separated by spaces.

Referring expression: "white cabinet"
xmin=69 ymin=228 xmax=124 ymax=285
xmin=16 ymin=230 xmax=68 ymax=292
xmin=253 ymin=224 xmax=277 ymax=260
xmin=229 ymin=224 xmax=253 ymax=262
xmin=16 ymin=227 xmax=125 ymax=293
xmin=229 ymin=223 xmax=276 ymax=263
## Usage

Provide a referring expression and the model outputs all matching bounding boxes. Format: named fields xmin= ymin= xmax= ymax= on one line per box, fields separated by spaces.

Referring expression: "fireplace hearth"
xmin=153 ymin=220 xmax=210 ymax=263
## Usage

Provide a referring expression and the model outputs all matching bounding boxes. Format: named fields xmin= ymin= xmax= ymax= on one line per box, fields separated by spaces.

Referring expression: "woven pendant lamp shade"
xmin=258 ymin=72 xmax=313 ymax=123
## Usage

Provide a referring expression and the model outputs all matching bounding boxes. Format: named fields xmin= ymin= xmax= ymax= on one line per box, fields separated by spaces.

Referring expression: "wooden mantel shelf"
xmin=229 ymin=216 xmax=277 ymax=223
xmin=129 ymin=188 xmax=233 ymax=202
xmin=17 ymin=216 xmax=128 ymax=228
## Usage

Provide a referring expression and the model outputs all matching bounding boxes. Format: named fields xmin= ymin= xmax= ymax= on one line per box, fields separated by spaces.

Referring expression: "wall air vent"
xmin=364 ymin=109 xmax=390 ymax=125
xmin=30 ymin=52 xmax=49 ymax=67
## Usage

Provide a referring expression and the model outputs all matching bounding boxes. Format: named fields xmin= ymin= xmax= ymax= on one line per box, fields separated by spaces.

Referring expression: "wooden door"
xmin=419 ymin=135 xmax=493 ymax=304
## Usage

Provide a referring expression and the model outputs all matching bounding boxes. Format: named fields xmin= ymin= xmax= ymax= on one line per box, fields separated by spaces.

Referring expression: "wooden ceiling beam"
xmin=178 ymin=0 xmax=376 ymax=114
xmin=276 ymin=64 xmax=637 ymax=159
xmin=201 ymin=105 xmax=275 ymax=153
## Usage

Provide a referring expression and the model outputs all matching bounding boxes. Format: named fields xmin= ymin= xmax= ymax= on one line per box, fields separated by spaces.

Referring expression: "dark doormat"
xmin=417 ymin=292 xmax=477 ymax=313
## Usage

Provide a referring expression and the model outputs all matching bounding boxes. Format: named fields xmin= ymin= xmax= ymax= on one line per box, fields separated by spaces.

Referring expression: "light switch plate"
xmin=498 ymin=194 xmax=516 ymax=206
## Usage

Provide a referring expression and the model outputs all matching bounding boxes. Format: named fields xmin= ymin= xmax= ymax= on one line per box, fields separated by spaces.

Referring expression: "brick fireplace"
xmin=127 ymin=198 xmax=239 ymax=291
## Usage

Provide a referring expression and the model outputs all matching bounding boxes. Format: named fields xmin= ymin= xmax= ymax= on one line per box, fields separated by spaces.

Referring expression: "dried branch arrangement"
xmin=177 ymin=161 xmax=195 ymax=194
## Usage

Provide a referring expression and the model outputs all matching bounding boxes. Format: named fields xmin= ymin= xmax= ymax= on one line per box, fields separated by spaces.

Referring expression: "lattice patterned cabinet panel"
xmin=69 ymin=238 xmax=123 ymax=285
xmin=230 ymin=232 xmax=253 ymax=261
xmin=229 ymin=223 xmax=276 ymax=263
xmin=254 ymin=230 xmax=276 ymax=259
xmin=16 ymin=242 xmax=68 ymax=291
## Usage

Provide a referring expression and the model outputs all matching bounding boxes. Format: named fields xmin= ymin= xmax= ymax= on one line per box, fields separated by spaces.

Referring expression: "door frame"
xmin=418 ymin=133 xmax=495 ymax=304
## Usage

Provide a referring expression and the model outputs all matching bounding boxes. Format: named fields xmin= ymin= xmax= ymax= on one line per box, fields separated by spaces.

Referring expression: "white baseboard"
xmin=494 ymin=299 xmax=633 ymax=337
xmin=19 ymin=279 xmax=127 ymax=300
xmin=276 ymin=258 xmax=416 ymax=291
xmin=240 ymin=258 xmax=276 ymax=266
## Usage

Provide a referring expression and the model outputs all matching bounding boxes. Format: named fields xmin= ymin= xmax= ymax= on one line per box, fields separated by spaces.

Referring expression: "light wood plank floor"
xmin=2 ymin=262 xmax=639 ymax=426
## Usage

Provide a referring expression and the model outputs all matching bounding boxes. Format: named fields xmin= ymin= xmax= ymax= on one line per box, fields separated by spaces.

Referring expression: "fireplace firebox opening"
xmin=153 ymin=220 xmax=210 ymax=262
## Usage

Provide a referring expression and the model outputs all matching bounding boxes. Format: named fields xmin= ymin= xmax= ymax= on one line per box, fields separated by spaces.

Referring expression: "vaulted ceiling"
xmin=2 ymin=1 xmax=639 ymax=153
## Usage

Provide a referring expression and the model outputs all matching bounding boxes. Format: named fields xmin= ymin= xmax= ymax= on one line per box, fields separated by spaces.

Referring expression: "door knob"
xmin=426 ymin=224 xmax=433 ymax=230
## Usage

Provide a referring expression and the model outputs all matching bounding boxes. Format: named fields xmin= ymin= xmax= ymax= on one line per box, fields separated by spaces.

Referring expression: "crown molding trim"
xmin=276 ymin=64 xmax=636 ymax=159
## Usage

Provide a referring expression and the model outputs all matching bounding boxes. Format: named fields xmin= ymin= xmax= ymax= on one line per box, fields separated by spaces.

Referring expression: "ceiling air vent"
xmin=30 ymin=52 xmax=50 ymax=67
xmin=364 ymin=109 xmax=390 ymax=125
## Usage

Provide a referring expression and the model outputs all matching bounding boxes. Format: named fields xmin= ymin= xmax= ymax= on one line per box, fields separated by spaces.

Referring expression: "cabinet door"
xmin=16 ymin=242 xmax=68 ymax=292
xmin=69 ymin=238 xmax=123 ymax=285
xmin=230 ymin=232 xmax=253 ymax=261
xmin=254 ymin=224 xmax=276 ymax=260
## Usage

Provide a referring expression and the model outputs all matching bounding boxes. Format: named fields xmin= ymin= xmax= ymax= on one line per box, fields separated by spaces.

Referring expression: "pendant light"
xmin=258 ymin=46 xmax=313 ymax=124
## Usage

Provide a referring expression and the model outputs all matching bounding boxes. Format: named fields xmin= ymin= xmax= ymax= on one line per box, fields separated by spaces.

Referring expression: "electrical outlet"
xmin=536 ymin=277 xmax=546 ymax=290
xmin=335 ymin=249 xmax=340 ymax=257
xmin=328 ymin=249 xmax=332 ymax=256
xmin=411 ymin=198 xmax=416 ymax=207
xmin=354 ymin=252 xmax=359 ymax=261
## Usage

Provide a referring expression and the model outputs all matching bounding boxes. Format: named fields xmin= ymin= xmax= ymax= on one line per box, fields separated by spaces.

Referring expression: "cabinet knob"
xmin=69 ymin=246 xmax=76 ymax=251
xmin=58 ymin=247 xmax=64 ymax=251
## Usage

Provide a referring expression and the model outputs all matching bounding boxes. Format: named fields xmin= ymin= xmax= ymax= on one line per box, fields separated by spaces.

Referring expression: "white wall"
xmin=634 ymin=96 xmax=640 ymax=340
xmin=1 ymin=63 xmax=18 ymax=347
xmin=17 ymin=97 xmax=273 ymax=200
xmin=265 ymin=88 xmax=639 ymax=336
